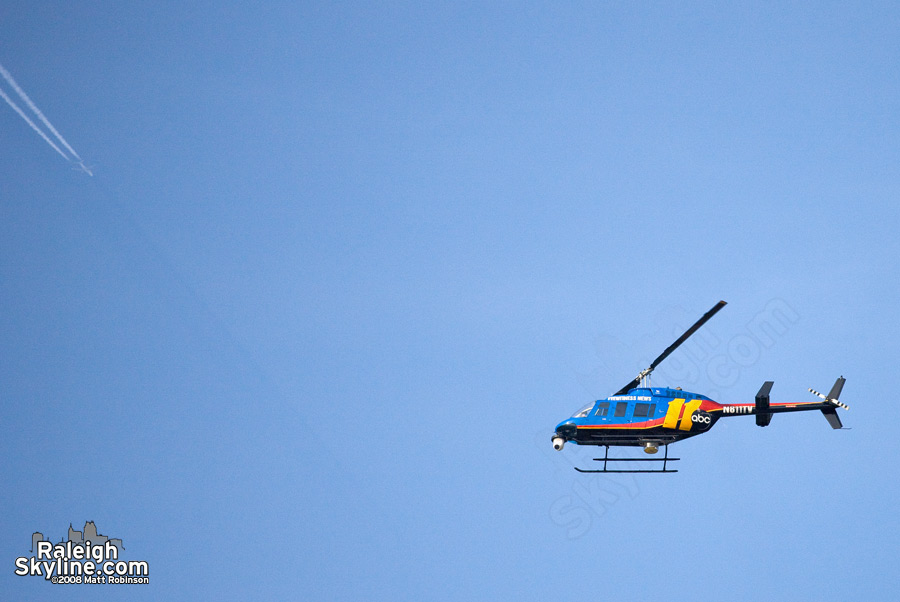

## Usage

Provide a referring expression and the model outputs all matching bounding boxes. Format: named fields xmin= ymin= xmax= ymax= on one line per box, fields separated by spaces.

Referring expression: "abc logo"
xmin=691 ymin=411 xmax=712 ymax=427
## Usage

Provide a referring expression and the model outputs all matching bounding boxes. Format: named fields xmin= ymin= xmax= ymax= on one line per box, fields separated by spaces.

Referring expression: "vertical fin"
xmin=821 ymin=407 xmax=843 ymax=429
xmin=826 ymin=377 xmax=846 ymax=401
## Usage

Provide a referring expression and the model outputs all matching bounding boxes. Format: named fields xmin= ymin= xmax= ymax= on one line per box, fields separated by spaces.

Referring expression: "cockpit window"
xmin=572 ymin=403 xmax=594 ymax=418
xmin=595 ymin=402 xmax=610 ymax=417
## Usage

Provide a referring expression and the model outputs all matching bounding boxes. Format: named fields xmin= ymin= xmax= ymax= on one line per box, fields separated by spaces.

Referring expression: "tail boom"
xmin=717 ymin=377 xmax=847 ymax=429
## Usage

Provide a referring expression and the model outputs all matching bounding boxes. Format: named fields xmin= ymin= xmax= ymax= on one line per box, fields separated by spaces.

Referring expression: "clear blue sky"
xmin=2 ymin=2 xmax=898 ymax=600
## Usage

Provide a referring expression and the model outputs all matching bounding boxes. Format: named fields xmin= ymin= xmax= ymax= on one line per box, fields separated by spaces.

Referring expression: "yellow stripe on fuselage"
xmin=663 ymin=399 xmax=685 ymax=429
xmin=679 ymin=399 xmax=703 ymax=431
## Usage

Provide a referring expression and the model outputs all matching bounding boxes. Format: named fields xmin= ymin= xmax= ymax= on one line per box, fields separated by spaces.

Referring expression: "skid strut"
xmin=574 ymin=445 xmax=679 ymax=474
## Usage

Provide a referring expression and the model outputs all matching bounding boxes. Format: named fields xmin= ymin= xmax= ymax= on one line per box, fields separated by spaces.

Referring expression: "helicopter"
xmin=551 ymin=300 xmax=848 ymax=473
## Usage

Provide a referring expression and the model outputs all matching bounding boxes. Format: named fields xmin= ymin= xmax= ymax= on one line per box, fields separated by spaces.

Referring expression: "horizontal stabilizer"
xmin=755 ymin=381 xmax=774 ymax=427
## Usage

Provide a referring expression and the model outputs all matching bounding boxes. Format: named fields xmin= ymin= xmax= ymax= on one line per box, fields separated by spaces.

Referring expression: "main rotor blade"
xmin=614 ymin=300 xmax=727 ymax=395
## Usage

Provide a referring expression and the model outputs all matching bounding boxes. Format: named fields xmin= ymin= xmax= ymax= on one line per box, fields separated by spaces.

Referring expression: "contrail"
xmin=0 ymin=61 xmax=82 ymax=161
xmin=0 ymin=85 xmax=69 ymax=160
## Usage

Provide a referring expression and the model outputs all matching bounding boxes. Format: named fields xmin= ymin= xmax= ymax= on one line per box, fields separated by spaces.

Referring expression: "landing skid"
xmin=574 ymin=445 xmax=679 ymax=473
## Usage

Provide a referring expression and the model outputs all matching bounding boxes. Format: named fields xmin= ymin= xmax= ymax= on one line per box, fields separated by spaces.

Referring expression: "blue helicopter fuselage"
xmin=553 ymin=387 xmax=722 ymax=449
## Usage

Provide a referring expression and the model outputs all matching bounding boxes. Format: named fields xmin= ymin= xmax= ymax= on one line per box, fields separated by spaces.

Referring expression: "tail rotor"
xmin=809 ymin=376 xmax=849 ymax=410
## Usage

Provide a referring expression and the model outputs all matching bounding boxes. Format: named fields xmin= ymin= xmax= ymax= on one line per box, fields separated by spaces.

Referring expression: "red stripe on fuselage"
xmin=714 ymin=402 xmax=820 ymax=410
xmin=577 ymin=418 xmax=666 ymax=430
